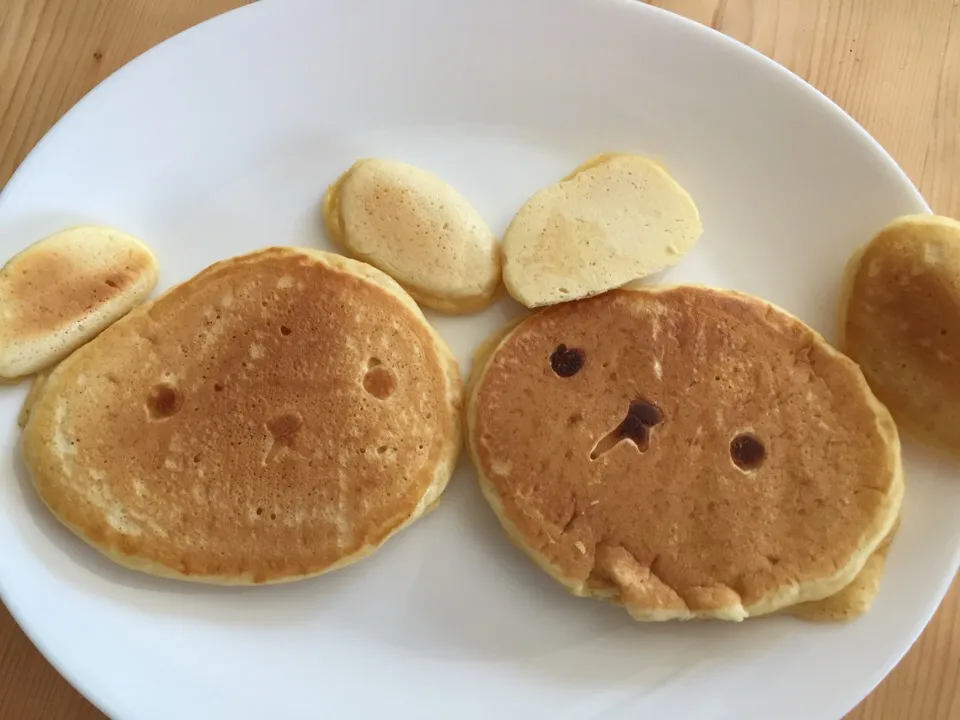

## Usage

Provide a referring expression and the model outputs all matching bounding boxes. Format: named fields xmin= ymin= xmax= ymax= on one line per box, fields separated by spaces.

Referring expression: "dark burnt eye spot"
xmin=550 ymin=344 xmax=585 ymax=377
xmin=731 ymin=432 xmax=766 ymax=471
xmin=591 ymin=399 xmax=662 ymax=459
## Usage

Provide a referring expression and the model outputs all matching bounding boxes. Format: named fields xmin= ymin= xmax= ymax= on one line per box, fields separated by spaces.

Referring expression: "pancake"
xmin=501 ymin=153 xmax=702 ymax=308
xmin=840 ymin=213 xmax=960 ymax=451
xmin=22 ymin=247 xmax=462 ymax=584
xmin=323 ymin=158 xmax=500 ymax=314
xmin=0 ymin=225 xmax=158 ymax=381
xmin=466 ymin=287 xmax=902 ymax=621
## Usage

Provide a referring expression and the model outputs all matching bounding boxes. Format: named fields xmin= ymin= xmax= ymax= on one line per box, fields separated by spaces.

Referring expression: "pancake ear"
xmin=730 ymin=432 xmax=766 ymax=471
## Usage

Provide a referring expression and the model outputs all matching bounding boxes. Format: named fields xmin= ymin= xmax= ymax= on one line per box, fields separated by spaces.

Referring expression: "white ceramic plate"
xmin=1 ymin=1 xmax=957 ymax=718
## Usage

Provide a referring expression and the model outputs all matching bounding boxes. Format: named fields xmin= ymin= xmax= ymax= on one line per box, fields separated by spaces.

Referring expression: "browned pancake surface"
xmin=468 ymin=287 xmax=901 ymax=619
xmin=5 ymin=241 xmax=147 ymax=338
xmin=0 ymin=226 xmax=158 ymax=380
xmin=841 ymin=214 xmax=960 ymax=450
xmin=23 ymin=248 xmax=461 ymax=584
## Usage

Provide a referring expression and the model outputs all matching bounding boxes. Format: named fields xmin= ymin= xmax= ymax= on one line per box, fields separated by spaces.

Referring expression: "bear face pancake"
xmin=467 ymin=287 xmax=902 ymax=620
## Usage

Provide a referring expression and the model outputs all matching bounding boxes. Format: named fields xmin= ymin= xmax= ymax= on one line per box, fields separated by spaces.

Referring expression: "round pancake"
xmin=840 ymin=213 xmax=960 ymax=451
xmin=467 ymin=287 xmax=902 ymax=621
xmin=22 ymin=248 xmax=462 ymax=585
xmin=501 ymin=153 xmax=702 ymax=308
xmin=323 ymin=158 xmax=500 ymax=314
xmin=0 ymin=225 xmax=158 ymax=381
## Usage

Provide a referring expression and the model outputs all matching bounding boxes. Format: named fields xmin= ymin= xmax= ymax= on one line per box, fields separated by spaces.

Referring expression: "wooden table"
xmin=0 ymin=0 xmax=957 ymax=718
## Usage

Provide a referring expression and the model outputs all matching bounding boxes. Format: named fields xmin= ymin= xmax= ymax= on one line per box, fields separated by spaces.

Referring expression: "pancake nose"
xmin=590 ymin=400 xmax=662 ymax=459
xmin=146 ymin=383 xmax=183 ymax=420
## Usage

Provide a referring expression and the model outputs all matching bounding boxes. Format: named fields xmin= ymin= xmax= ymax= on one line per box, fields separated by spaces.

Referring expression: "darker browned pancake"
xmin=23 ymin=248 xmax=462 ymax=584
xmin=467 ymin=287 xmax=902 ymax=620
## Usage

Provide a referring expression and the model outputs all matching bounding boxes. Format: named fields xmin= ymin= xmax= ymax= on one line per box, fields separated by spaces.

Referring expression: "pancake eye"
xmin=550 ymin=344 xmax=585 ymax=377
xmin=730 ymin=432 xmax=765 ymax=471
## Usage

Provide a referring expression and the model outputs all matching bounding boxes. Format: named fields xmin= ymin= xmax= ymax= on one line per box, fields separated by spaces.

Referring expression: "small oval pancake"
xmin=22 ymin=248 xmax=462 ymax=585
xmin=467 ymin=287 xmax=902 ymax=621
xmin=322 ymin=158 xmax=500 ymax=314
xmin=840 ymin=213 xmax=960 ymax=451
xmin=0 ymin=225 xmax=158 ymax=381
xmin=501 ymin=153 xmax=702 ymax=308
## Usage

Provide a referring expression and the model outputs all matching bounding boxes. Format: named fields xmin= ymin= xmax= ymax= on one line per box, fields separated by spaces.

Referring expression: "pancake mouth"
xmin=264 ymin=410 xmax=311 ymax=463
xmin=362 ymin=356 xmax=397 ymax=399
xmin=590 ymin=400 xmax=663 ymax=459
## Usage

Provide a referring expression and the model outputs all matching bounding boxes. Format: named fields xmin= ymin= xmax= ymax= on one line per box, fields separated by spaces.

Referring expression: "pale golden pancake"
xmin=501 ymin=153 xmax=702 ymax=308
xmin=0 ymin=225 xmax=158 ymax=381
xmin=323 ymin=158 xmax=500 ymax=314
xmin=840 ymin=213 xmax=960 ymax=452
xmin=22 ymin=248 xmax=462 ymax=584
xmin=467 ymin=287 xmax=902 ymax=621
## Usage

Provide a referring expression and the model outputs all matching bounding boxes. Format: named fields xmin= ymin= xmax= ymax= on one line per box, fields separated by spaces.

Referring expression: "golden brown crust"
xmin=467 ymin=286 xmax=902 ymax=621
xmin=0 ymin=226 xmax=158 ymax=380
xmin=22 ymin=248 xmax=462 ymax=584
xmin=840 ymin=213 xmax=960 ymax=452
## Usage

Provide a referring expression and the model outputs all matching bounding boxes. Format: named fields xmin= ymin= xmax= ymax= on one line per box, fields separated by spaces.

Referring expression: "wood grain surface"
xmin=0 ymin=0 xmax=957 ymax=718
